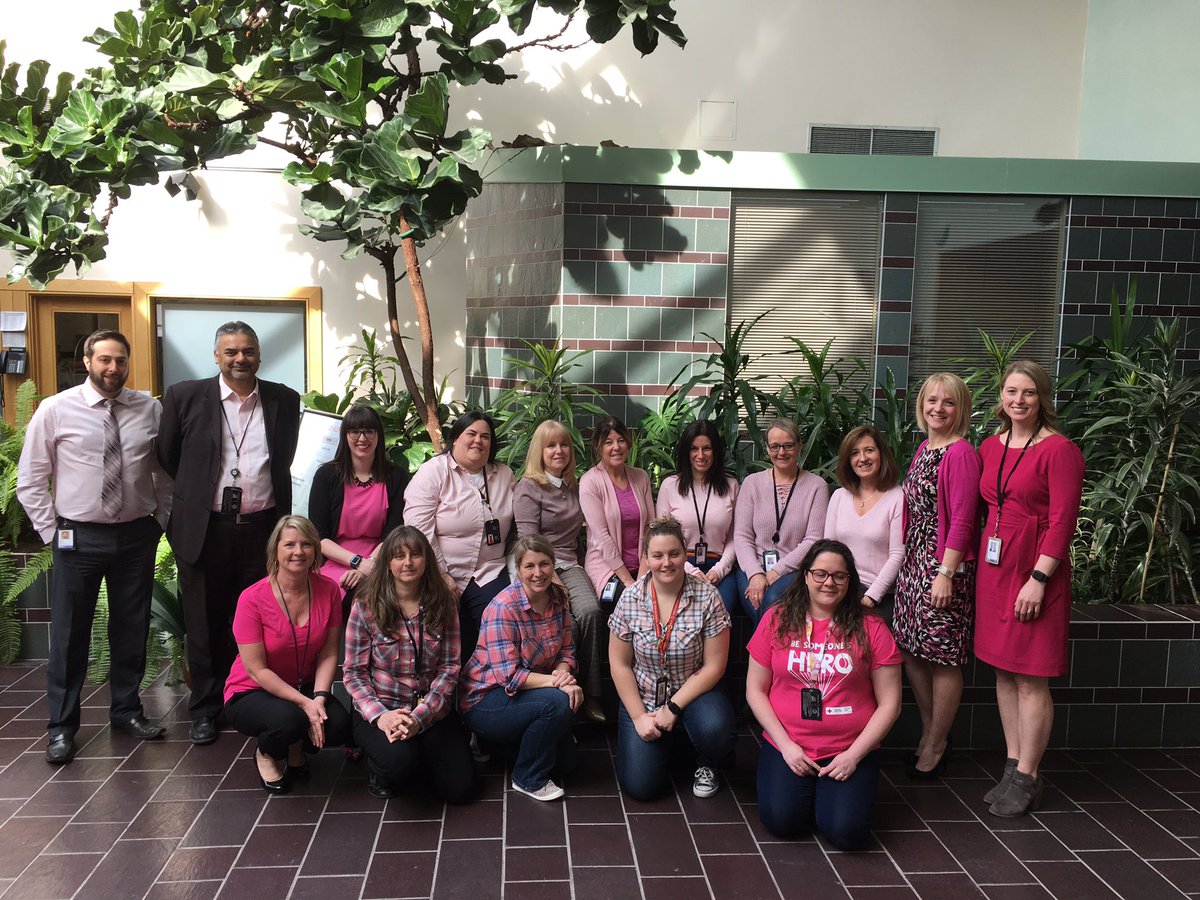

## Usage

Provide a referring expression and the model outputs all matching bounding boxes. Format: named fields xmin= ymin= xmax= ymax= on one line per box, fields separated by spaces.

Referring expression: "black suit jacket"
xmin=157 ymin=375 xmax=301 ymax=566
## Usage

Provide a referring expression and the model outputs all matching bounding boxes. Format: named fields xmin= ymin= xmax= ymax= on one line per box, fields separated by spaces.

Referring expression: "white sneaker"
xmin=693 ymin=766 xmax=719 ymax=798
xmin=512 ymin=779 xmax=565 ymax=801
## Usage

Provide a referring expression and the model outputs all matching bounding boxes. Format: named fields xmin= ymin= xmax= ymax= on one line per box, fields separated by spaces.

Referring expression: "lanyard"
xmin=689 ymin=481 xmax=713 ymax=540
xmin=771 ymin=469 xmax=799 ymax=544
xmin=994 ymin=432 xmax=1035 ymax=533
xmin=274 ymin=577 xmax=312 ymax=689
xmin=399 ymin=607 xmax=425 ymax=675
xmin=219 ymin=396 xmax=259 ymax=480
xmin=478 ymin=465 xmax=493 ymax=512
xmin=650 ymin=579 xmax=684 ymax=663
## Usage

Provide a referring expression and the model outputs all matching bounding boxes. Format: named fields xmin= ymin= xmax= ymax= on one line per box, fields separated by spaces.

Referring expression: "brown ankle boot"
xmin=988 ymin=769 xmax=1043 ymax=817
xmin=984 ymin=757 xmax=1018 ymax=805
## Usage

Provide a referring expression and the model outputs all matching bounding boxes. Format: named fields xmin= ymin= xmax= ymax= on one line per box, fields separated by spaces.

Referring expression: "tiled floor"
xmin=1 ymin=663 xmax=1198 ymax=899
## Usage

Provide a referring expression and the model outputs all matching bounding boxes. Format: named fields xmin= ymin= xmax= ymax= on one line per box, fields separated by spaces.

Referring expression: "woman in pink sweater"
xmin=733 ymin=419 xmax=830 ymax=625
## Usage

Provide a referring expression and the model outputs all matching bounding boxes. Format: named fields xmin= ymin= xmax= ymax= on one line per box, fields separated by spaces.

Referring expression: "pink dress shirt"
xmin=210 ymin=379 xmax=275 ymax=513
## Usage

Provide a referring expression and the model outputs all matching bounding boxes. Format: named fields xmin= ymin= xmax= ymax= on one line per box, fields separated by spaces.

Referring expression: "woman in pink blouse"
xmin=404 ymin=411 xmax=515 ymax=661
xmin=579 ymin=417 xmax=655 ymax=605
xmin=222 ymin=516 xmax=350 ymax=794
xmin=656 ymin=420 xmax=740 ymax=613
xmin=460 ymin=534 xmax=581 ymax=802
xmin=824 ymin=425 xmax=904 ymax=626
xmin=734 ymin=418 xmax=830 ymax=625
xmin=342 ymin=526 xmax=474 ymax=802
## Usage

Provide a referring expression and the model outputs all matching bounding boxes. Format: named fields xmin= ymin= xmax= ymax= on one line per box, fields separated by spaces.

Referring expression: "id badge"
xmin=985 ymin=536 xmax=1002 ymax=565
xmin=763 ymin=550 xmax=780 ymax=571
xmin=56 ymin=528 xmax=76 ymax=551
xmin=654 ymin=675 xmax=670 ymax=708
xmin=600 ymin=576 xmax=620 ymax=602
xmin=220 ymin=485 xmax=243 ymax=514
xmin=801 ymin=687 xmax=823 ymax=721
xmin=483 ymin=518 xmax=501 ymax=546
xmin=694 ymin=541 xmax=708 ymax=563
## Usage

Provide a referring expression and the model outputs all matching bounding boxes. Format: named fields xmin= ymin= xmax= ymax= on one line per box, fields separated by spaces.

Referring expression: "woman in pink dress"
xmin=975 ymin=361 xmax=1084 ymax=818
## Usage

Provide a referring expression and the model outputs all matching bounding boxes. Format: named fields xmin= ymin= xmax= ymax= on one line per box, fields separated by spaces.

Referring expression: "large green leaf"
xmin=352 ymin=0 xmax=410 ymax=37
xmin=404 ymin=73 xmax=449 ymax=135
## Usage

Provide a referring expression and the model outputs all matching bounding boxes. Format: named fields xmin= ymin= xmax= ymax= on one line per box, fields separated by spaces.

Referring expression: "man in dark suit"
xmin=158 ymin=321 xmax=301 ymax=745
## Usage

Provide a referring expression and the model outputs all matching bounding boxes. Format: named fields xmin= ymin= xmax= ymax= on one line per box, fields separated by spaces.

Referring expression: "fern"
xmin=87 ymin=580 xmax=111 ymax=684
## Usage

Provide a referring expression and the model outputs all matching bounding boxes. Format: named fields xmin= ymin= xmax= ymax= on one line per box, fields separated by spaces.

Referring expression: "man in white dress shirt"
xmin=17 ymin=330 xmax=172 ymax=764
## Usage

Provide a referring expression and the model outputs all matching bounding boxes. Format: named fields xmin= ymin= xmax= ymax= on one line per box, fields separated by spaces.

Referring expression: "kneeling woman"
xmin=223 ymin=516 xmax=351 ymax=794
xmin=609 ymin=517 xmax=735 ymax=801
xmin=747 ymin=540 xmax=901 ymax=850
xmin=342 ymin=526 xmax=475 ymax=802
xmin=460 ymin=534 xmax=582 ymax=802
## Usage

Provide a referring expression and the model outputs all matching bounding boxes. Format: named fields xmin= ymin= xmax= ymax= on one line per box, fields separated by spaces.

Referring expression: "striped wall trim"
xmin=564 ymin=249 xmax=729 ymax=264
xmin=465 ymin=336 xmax=723 ymax=353
xmin=563 ymin=203 xmax=730 ymax=219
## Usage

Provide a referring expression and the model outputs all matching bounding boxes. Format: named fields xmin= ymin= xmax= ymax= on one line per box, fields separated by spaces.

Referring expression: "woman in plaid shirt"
xmin=460 ymin=534 xmax=583 ymax=802
xmin=608 ymin=517 xmax=735 ymax=801
xmin=342 ymin=526 xmax=475 ymax=802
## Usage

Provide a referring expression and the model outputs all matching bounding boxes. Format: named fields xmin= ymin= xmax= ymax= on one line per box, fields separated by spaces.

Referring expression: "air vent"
xmin=810 ymin=125 xmax=937 ymax=156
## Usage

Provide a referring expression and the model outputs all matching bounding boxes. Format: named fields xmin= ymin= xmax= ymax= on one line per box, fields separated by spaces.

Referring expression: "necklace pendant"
xmin=230 ymin=467 xmax=240 ymax=478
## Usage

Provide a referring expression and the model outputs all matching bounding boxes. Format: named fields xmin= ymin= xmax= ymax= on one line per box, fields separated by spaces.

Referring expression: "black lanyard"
xmin=478 ymin=466 xmax=493 ymax=512
xmin=771 ymin=469 xmax=799 ymax=544
xmin=994 ymin=432 xmax=1036 ymax=530
xmin=399 ymin=607 xmax=425 ymax=675
xmin=690 ymin=481 xmax=713 ymax=540
xmin=219 ymin=396 xmax=259 ymax=479
xmin=275 ymin=577 xmax=312 ymax=689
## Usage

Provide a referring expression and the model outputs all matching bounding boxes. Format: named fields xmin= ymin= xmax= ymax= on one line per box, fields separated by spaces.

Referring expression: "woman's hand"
xmin=634 ymin=712 xmax=664 ymax=742
xmin=746 ymin=573 xmax=768 ymax=609
xmin=302 ymin=695 xmax=328 ymax=749
xmin=1014 ymin=578 xmax=1046 ymax=622
xmin=765 ymin=569 xmax=780 ymax=586
xmin=550 ymin=668 xmax=576 ymax=688
xmin=861 ymin=595 xmax=877 ymax=608
xmin=559 ymin=683 xmax=584 ymax=711
xmin=339 ymin=568 xmax=363 ymax=590
xmin=780 ymin=740 xmax=818 ymax=777
xmin=818 ymin=751 xmax=859 ymax=781
xmin=929 ymin=572 xmax=952 ymax=608
xmin=703 ymin=568 xmax=722 ymax=586
xmin=442 ymin=571 xmax=457 ymax=593
xmin=650 ymin=705 xmax=678 ymax=734
xmin=375 ymin=708 xmax=416 ymax=743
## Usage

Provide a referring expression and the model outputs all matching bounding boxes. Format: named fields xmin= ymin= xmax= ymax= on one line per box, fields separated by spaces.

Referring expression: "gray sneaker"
xmin=693 ymin=766 xmax=719 ymax=798
xmin=512 ymin=779 xmax=565 ymax=801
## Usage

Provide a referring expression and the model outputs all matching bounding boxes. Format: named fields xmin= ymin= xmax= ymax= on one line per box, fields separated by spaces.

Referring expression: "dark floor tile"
xmin=873 ymin=801 xmax=928 ymax=831
xmin=692 ymin=822 xmax=759 ymax=855
xmin=1032 ymin=811 xmax=1124 ymax=851
xmin=1046 ymin=770 xmax=1123 ymax=803
xmin=75 ymin=770 xmax=168 ymax=823
xmin=995 ymin=828 xmax=1075 ymax=861
xmin=566 ymin=794 xmax=625 ymax=824
xmin=179 ymin=794 xmax=266 ymax=848
xmin=907 ymin=873 xmax=987 ymax=899
xmin=570 ymin=866 xmax=640 ymax=900
xmin=324 ymin=777 xmax=381 ymax=813
xmin=506 ymin=791 xmax=567 ymax=846
xmin=1085 ymin=763 xmax=1190 ymax=810
xmin=292 ymin=875 xmax=365 ymax=900
xmin=674 ymin=774 xmax=746 ymax=824
xmin=382 ymin=789 xmax=445 ymax=822
xmin=621 ymin=790 xmax=682 ymax=813
xmin=1152 ymin=858 xmax=1200 ymax=893
xmin=432 ymin=838 xmax=501 ymax=900
xmin=506 ymin=846 xmax=569 ymax=881
xmin=1149 ymin=807 xmax=1200 ymax=838
xmin=158 ymin=846 xmax=238 ymax=881
xmin=876 ymin=830 xmax=961 ymax=873
xmin=1116 ymin=749 xmax=1187 ymax=770
xmin=1026 ymin=860 xmax=1121 ymax=899
xmin=121 ymin=739 xmax=193 ymax=771
xmin=79 ymin=837 xmax=177 ymax=898
xmin=0 ymin=815 xmax=67 ymax=877
xmin=153 ymin=775 xmax=222 ymax=802
xmin=376 ymin=819 xmax=441 ymax=852
xmin=4 ymin=851 xmax=102 ymax=898
xmin=1077 ymin=849 xmax=1189 ymax=898
xmin=568 ymin=748 xmax=620 ymax=796
xmin=504 ymin=881 xmax=572 ymax=900
xmin=1148 ymin=767 xmax=1200 ymax=794
xmin=847 ymin=889 xmax=918 ymax=899
xmin=257 ymin=794 xmax=328 ymax=825
xmin=641 ymin=876 xmax=711 ymax=899
xmin=927 ymin=821 xmax=1033 ymax=885
xmin=704 ymin=853 xmax=782 ymax=898
xmin=0 ymin=752 xmax=54 ymax=800
xmin=44 ymin=821 xmax=126 ymax=854
xmin=1080 ymin=801 xmax=1195 ymax=858
xmin=363 ymin=851 xmax=437 ymax=899
xmin=628 ymin=813 xmax=703 ymax=876
xmin=175 ymin=739 xmax=246 ymax=776
xmin=215 ymin=865 xmax=296 ymax=900
xmin=980 ymin=887 xmax=1053 ymax=900
xmin=237 ymin=822 xmax=315 ymax=868
xmin=830 ymin=851 xmax=907 ymax=887
xmin=0 ymin=739 xmax=32 ymax=768
xmin=441 ymin=798 xmax=501 ymax=839
xmin=896 ymin=784 xmax=974 ymax=821
xmin=761 ymin=840 xmax=847 ymax=900
xmin=300 ymin=811 xmax=379 ymax=876
xmin=17 ymin=778 xmax=103 ymax=817
xmin=50 ymin=755 xmax=125 ymax=781
xmin=146 ymin=880 xmax=221 ymax=900
xmin=126 ymin=799 xmax=209 ymax=839
xmin=568 ymin=822 xmax=634 ymax=867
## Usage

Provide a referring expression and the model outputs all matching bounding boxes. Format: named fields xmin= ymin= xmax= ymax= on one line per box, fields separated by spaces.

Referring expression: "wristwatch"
xmin=666 ymin=699 xmax=683 ymax=716
xmin=1031 ymin=569 xmax=1049 ymax=584
xmin=349 ymin=554 xmax=363 ymax=570
xmin=936 ymin=563 xmax=955 ymax=579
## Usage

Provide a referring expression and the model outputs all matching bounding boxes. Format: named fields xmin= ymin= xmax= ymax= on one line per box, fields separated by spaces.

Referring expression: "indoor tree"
xmin=0 ymin=0 xmax=685 ymax=447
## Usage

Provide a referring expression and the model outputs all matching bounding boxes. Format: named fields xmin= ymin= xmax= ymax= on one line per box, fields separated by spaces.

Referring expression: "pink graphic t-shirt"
xmin=747 ymin=607 xmax=901 ymax=760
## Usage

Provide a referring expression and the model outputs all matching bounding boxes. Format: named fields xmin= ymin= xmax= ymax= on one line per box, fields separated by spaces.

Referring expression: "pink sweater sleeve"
xmin=776 ymin=473 xmax=830 ymax=576
xmin=1040 ymin=437 xmax=1085 ymax=560
xmin=938 ymin=440 xmax=982 ymax=558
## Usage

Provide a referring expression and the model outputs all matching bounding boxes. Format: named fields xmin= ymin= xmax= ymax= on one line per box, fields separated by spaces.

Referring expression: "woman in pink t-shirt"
xmin=223 ymin=516 xmax=350 ymax=794
xmin=746 ymin=539 xmax=902 ymax=850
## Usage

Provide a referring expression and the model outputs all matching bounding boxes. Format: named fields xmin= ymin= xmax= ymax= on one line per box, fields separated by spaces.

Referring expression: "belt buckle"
xmin=235 ymin=512 xmax=247 ymax=526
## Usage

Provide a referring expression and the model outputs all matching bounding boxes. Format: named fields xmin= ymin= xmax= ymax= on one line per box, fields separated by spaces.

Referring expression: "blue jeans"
xmin=690 ymin=555 xmax=739 ymax=614
xmin=736 ymin=569 xmax=798 ymax=626
xmin=756 ymin=741 xmax=881 ymax=850
xmin=616 ymin=689 xmax=735 ymax=801
xmin=463 ymin=687 xmax=577 ymax=792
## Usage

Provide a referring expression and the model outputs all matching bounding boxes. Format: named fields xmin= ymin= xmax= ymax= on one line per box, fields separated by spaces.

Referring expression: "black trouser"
xmin=352 ymin=710 xmax=476 ymax=803
xmin=47 ymin=517 xmax=161 ymax=738
xmin=458 ymin=571 xmax=511 ymax=663
xmin=224 ymin=687 xmax=352 ymax=760
xmin=177 ymin=509 xmax=276 ymax=720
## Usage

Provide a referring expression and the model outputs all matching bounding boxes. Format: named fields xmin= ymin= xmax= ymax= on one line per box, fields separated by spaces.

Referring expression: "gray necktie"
xmin=101 ymin=399 xmax=124 ymax=517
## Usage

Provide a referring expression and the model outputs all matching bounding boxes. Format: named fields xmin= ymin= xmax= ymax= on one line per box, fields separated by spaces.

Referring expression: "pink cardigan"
xmin=579 ymin=464 xmax=655 ymax=594
xmin=902 ymin=438 xmax=982 ymax=562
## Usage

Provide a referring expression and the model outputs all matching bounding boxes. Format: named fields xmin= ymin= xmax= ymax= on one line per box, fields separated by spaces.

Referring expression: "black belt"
xmin=57 ymin=516 xmax=152 ymax=529
xmin=211 ymin=507 xmax=277 ymax=526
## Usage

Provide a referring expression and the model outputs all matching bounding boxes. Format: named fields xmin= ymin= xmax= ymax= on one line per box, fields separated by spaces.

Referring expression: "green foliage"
xmin=0 ymin=381 xmax=41 ymax=548
xmin=0 ymin=552 xmax=20 ymax=664
xmin=952 ymin=328 xmax=1037 ymax=443
xmin=87 ymin=579 xmax=111 ymax=683
xmin=491 ymin=340 xmax=607 ymax=475
xmin=875 ymin=366 xmax=920 ymax=470
xmin=628 ymin=392 xmax=695 ymax=486
xmin=149 ymin=535 xmax=187 ymax=686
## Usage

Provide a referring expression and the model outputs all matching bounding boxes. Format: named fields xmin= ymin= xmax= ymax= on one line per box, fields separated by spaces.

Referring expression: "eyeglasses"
xmin=767 ymin=442 xmax=797 ymax=454
xmin=807 ymin=569 xmax=850 ymax=585
xmin=347 ymin=430 xmax=378 ymax=440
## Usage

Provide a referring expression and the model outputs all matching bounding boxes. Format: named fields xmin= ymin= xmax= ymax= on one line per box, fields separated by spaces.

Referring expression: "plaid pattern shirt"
xmin=608 ymin=573 xmax=730 ymax=711
xmin=342 ymin=601 xmax=461 ymax=733
xmin=459 ymin=582 xmax=576 ymax=712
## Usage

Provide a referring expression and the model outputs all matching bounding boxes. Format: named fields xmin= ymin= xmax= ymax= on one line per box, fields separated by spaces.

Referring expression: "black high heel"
xmin=256 ymin=747 xmax=291 ymax=795
xmin=906 ymin=736 xmax=952 ymax=781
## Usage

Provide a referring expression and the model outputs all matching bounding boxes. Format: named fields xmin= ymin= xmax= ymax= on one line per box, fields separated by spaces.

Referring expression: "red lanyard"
xmin=650 ymin=580 xmax=683 ymax=659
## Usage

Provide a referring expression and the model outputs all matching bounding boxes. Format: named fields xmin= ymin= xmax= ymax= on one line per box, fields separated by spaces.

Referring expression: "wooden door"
xmin=32 ymin=296 xmax=136 ymax=395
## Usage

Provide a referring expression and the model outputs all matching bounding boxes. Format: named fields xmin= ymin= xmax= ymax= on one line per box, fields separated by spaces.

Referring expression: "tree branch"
xmin=256 ymin=135 xmax=320 ymax=167
xmin=508 ymin=12 xmax=585 ymax=53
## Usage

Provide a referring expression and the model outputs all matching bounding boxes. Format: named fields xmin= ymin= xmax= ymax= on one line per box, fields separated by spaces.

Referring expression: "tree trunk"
xmin=395 ymin=219 xmax=444 ymax=451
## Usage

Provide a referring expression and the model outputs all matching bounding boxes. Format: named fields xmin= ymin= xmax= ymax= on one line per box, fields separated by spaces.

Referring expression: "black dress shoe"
xmin=46 ymin=734 xmax=76 ymax=765
xmin=189 ymin=717 xmax=218 ymax=745
xmin=256 ymin=750 xmax=291 ymax=795
xmin=110 ymin=714 xmax=166 ymax=740
xmin=367 ymin=770 xmax=398 ymax=800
